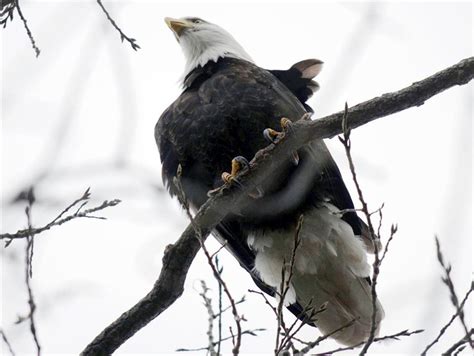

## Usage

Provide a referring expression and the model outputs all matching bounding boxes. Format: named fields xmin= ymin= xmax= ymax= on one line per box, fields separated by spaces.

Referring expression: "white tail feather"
xmin=249 ymin=204 xmax=384 ymax=345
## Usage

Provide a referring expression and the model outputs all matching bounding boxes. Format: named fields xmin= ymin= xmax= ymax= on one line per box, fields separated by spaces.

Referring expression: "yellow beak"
xmin=165 ymin=17 xmax=193 ymax=37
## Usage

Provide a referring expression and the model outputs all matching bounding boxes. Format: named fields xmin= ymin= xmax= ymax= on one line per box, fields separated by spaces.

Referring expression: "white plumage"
xmin=248 ymin=203 xmax=384 ymax=346
xmin=172 ymin=18 xmax=253 ymax=85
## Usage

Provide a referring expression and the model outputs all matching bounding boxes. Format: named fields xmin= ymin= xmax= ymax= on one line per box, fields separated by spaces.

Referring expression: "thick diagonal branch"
xmin=81 ymin=57 xmax=474 ymax=355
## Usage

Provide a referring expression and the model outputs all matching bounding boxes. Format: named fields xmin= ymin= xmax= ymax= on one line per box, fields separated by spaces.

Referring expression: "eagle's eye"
xmin=193 ymin=19 xmax=202 ymax=24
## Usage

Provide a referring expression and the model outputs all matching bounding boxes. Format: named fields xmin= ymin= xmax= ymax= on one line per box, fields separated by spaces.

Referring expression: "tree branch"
xmin=14 ymin=0 xmax=40 ymax=57
xmin=80 ymin=57 xmax=474 ymax=355
xmin=96 ymin=0 xmax=140 ymax=51
xmin=1 ymin=188 xmax=121 ymax=242
xmin=0 ymin=328 xmax=16 ymax=356
xmin=443 ymin=329 xmax=474 ymax=355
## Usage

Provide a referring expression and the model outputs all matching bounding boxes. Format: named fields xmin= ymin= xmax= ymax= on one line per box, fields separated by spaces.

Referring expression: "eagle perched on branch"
xmin=155 ymin=17 xmax=384 ymax=346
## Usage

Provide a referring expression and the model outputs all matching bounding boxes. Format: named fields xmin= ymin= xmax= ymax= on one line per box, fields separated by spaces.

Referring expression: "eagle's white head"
xmin=165 ymin=17 xmax=253 ymax=85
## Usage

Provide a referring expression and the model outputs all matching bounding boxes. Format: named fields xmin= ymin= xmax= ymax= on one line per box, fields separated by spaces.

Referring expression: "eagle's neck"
xmin=180 ymin=32 xmax=253 ymax=87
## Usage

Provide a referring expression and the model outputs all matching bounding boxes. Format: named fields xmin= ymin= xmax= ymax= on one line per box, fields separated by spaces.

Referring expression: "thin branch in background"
xmin=299 ymin=318 xmax=357 ymax=354
xmin=249 ymin=286 xmax=326 ymax=354
xmin=173 ymin=169 xmax=243 ymax=355
xmin=280 ymin=302 xmax=325 ymax=351
xmin=213 ymin=296 xmax=246 ymax=318
xmin=1 ymin=188 xmax=121 ymax=243
xmin=435 ymin=236 xmax=472 ymax=346
xmin=315 ymin=329 xmax=424 ymax=355
xmin=0 ymin=328 xmax=16 ymax=356
xmin=176 ymin=329 xmax=265 ymax=353
xmin=339 ymin=103 xmax=381 ymax=355
xmin=215 ymin=257 xmax=223 ymax=355
xmin=177 ymin=271 xmax=256 ymax=353
xmin=15 ymin=0 xmax=40 ymax=57
xmin=95 ymin=0 xmax=140 ymax=51
xmin=379 ymin=223 xmax=398 ymax=265
xmin=443 ymin=329 xmax=474 ymax=355
xmin=421 ymin=238 xmax=474 ymax=355
xmin=14 ymin=193 xmax=41 ymax=355
xmin=275 ymin=215 xmax=303 ymax=354
xmin=197 ymin=281 xmax=217 ymax=356
xmin=421 ymin=284 xmax=473 ymax=355
xmin=2 ymin=188 xmax=120 ymax=355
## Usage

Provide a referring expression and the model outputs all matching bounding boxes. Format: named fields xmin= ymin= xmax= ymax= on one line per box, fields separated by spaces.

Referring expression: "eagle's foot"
xmin=221 ymin=156 xmax=250 ymax=186
xmin=280 ymin=117 xmax=294 ymax=132
xmin=263 ymin=128 xmax=284 ymax=144
xmin=263 ymin=117 xmax=299 ymax=165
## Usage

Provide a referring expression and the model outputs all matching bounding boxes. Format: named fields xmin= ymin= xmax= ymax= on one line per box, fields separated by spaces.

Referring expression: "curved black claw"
xmin=291 ymin=151 xmax=300 ymax=166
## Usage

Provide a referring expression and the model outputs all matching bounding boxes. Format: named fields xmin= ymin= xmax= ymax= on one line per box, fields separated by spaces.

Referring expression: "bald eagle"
xmin=155 ymin=17 xmax=384 ymax=346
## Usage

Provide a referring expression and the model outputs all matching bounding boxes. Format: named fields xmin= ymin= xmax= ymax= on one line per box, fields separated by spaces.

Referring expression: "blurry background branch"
xmin=96 ymin=0 xmax=140 ymax=51
xmin=420 ymin=238 xmax=474 ymax=355
xmin=1 ymin=188 xmax=121 ymax=243
xmin=176 ymin=279 xmax=264 ymax=354
xmin=443 ymin=329 xmax=474 ymax=355
xmin=314 ymin=329 xmax=424 ymax=355
xmin=80 ymin=57 xmax=474 ymax=355
xmin=1 ymin=188 xmax=122 ymax=355
xmin=1 ymin=0 xmax=139 ymax=57
xmin=0 ymin=328 xmax=16 ymax=356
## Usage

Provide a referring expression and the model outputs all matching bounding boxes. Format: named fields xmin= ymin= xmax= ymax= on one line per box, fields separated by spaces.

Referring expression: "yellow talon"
xmin=221 ymin=172 xmax=233 ymax=183
xmin=221 ymin=156 xmax=250 ymax=185
xmin=280 ymin=117 xmax=292 ymax=130
xmin=263 ymin=117 xmax=299 ymax=166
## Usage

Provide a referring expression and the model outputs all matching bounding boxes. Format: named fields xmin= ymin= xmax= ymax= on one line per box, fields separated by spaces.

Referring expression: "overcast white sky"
xmin=1 ymin=1 xmax=473 ymax=355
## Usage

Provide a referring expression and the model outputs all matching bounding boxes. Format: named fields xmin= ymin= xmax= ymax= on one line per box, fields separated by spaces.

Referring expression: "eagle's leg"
xmin=263 ymin=117 xmax=300 ymax=165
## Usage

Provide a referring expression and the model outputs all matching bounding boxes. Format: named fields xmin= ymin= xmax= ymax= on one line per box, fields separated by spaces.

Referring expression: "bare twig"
xmin=421 ymin=239 xmax=474 ymax=355
xmin=435 ymin=236 xmax=472 ymax=346
xmin=96 ymin=0 xmax=140 ymax=51
xmin=421 ymin=283 xmax=473 ymax=354
xmin=299 ymin=318 xmax=357 ymax=354
xmin=250 ymin=287 xmax=325 ymax=354
xmin=213 ymin=296 xmax=246 ymax=318
xmin=197 ymin=281 xmax=217 ymax=355
xmin=176 ymin=329 xmax=265 ymax=352
xmin=80 ymin=57 xmax=474 ymax=355
xmin=17 ymin=197 xmax=41 ymax=355
xmin=1 ymin=188 xmax=121 ymax=242
xmin=216 ymin=257 xmax=223 ymax=355
xmin=275 ymin=215 xmax=303 ymax=355
xmin=339 ymin=103 xmax=381 ymax=355
xmin=315 ymin=329 xmax=424 ymax=355
xmin=173 ymin=170 xmax=243 ymax=355
xmin=379 ymin=223 xmax=398 ymax=265
xmin=14 ymin=0 xmax=40 ymax=57
xmin=443 ymin=329 xmax=474 ymax=355
xmin=281 ymin=302 xmax=325 ymax=351
xmin=0 ymin=328 xmax=16 ymax=356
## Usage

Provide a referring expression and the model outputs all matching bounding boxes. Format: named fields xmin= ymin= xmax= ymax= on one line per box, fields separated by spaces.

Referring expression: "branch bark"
xmin=80 ymin=57 xmax=474 ymax=355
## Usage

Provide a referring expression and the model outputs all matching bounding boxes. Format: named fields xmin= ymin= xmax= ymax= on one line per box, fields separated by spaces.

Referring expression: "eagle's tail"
xmin=249 ymin=203 xmax=384 ymax=346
